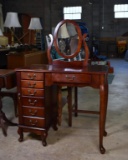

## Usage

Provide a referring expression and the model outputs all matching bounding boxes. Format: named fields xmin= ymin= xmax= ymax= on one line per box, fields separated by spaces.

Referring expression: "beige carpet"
xmin=0 ymin=58 xmax=128 ymax=160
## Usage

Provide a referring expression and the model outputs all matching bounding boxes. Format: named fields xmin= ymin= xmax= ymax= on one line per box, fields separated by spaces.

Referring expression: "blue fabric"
xmin=97 ymin=55 xmax=107 ymax=61
xmin=51 ymin=46 xmax=62 ymax=59
xmin=94 ymin=49 xmax=107 ymax=61
xmin=124 ymin=50 xmax=128 ymax=61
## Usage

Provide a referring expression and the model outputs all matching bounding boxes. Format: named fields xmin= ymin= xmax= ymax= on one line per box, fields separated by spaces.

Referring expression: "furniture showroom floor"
xmin=0 ymin=58 xmax=128 ymax=160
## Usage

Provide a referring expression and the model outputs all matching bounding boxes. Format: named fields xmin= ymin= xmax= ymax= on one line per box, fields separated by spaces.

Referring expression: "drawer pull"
xmin=27 ymin=73 xmax=36 ymax=80
xmin=28 ymin=99 xmax=37 ymax=105
xmin=28 ymin=90 xmax=37 ymax=96
xmin=18 ymin=93 xmax=20 ymax=100
xmin=29 ymin=119 xmax=37 ymax=126
xmin=28 ymin=82 xmax=36 ymax=88
xmin=29 ymin=109 xmax=37 ymax=116
xmin=65 ymin=75 xmax=76 ymax=81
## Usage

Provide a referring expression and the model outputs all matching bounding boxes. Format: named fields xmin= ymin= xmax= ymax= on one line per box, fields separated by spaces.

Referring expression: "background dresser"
xmin=7 ymin=50 xmax=48 ymax=69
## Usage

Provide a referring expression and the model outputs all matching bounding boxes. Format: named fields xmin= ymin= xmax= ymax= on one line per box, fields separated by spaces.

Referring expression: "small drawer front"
xmin=22 ymin=97 xmax=44 ymax=107
xmin=21 ymin=88 xmax=44 ymax=97
xmin=21 ymin=80 xmax=44 ymax=88
xmin=23 ymin=117 xmax=45 ymax=128
xmin=21 ymin=72 xmax=44 ymax=80
xmin=22 ymin=106 xmax=45 ymax=117
xmin=52 ymin=73 xmax=91 ymax=84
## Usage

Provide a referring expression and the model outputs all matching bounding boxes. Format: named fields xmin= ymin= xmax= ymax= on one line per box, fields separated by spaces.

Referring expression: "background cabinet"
xmin=0 ymin=49 xmax=10 ymax=68
xmin=7 ymin=50 xmax=48 ymax=69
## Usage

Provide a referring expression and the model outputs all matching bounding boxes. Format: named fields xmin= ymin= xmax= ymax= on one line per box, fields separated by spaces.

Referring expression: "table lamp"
xmin=58 ymin=23 xmax=70 ymax=54
xmin=28 ymin=17 xmax=42 ymax=45
xmin=67 ymin=23 xmax=77 ymax=37
xmin=0 ymin=28 xmax=8 ymax=47
xmin=4 ymin=12 xmax=21 ymax=46
xmin=0 ymin=28 xmax=3 ymax=36
xmin=58 ymin=23 xmax=70 ymax=39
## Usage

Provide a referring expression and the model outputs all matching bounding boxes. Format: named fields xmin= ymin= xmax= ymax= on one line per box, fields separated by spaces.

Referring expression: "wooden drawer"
xmin=21 ymin=97 xmax=44 ymax=107
xmin=22 ymin=106 xmax=45 ymax=117
xmin=52 ymin=73 xmax=91 ymax=84
xmin=23 ymin=116 xmax=45 ymax=128
xmin=21 ymin=72 xmax=44 ymax=80
xmin=21 ymin=80 xmax=44 ymax=88
xmin=21 ymin=88 xmax=44 ymax=97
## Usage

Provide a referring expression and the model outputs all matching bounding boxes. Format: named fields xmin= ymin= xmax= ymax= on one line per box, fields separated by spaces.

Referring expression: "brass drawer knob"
xmin=65 ymin=75 xmax=76 ymax=81
xmin=28 ymin=90 xmax=37 ymax=96
xmin=28 ymin=99 xmax=37 ymax=105
xmin=18 ymin=93 xmax=21 ymax=100
xmin=29 ymin=109 xmax=37 ymax=116
xmin=28 ymin=82 xmax=36 ymax=88
xmin=29 ymin=119 xmax=37 ymax=126
xmin=27 ymin=73 xmax=36 ymax=80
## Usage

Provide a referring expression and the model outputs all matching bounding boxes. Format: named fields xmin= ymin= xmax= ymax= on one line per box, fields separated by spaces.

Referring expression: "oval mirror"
xmin=53 ymin=20 xmax=83 ymax=59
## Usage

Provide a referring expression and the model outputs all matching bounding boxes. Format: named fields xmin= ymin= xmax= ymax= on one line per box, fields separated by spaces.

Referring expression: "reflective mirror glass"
xmin=53 ymin=20 xmax=82 ymax=59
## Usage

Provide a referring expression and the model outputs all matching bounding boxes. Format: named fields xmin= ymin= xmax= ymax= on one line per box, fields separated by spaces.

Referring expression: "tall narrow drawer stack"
xmin=16 ymin=70 xmax=58 ymax=146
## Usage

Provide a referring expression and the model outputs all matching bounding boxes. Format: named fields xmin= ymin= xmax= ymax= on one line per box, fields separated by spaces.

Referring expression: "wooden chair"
xmin=47 ymin=20 xmax=90 ymax=126
xmin=0 ymin=87 xmax=18 ymax=117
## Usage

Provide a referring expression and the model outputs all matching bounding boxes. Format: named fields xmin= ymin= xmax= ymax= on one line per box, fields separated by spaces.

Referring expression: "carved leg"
xmin=0 ymin=96 xmax=17 ymax=136
xmin=99 ymin=83 xmax=108 ymax=154
xmin=0 ymin=116 xmax=7 ymax=136
xmin=57 ymin=86 xmax=62 ymax=126
xmin=103 ymin=83 xmax=108 ymax=137
xmin=52 ymin=92 xmax=58 ymax=131
xmin=41 ymin=132 xmax=47 ymax=146
xmin=74 ymin=87 xmax=78 ymax=117
xmin=67 ymin=87 xmax=72 ymax=127
xmin=1 ymin=110 xmax=17 ymax=126
xmin=52 ymin=123 xmax=58 ymax=131
xmin=18 ymin=128 xmax=24 ymax=142
xmin=13 ymin=95 xmax=18 ymax=117
xmin=0 ymin=96 xmax=7 ymax=136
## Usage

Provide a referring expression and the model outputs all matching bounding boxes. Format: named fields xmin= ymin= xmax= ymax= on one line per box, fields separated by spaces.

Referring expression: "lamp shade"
xmin=28 ymin=18 xmax=42 ymax=30
xmin=4 ymin=12 xmax=21 ymax=28
xmin=0 ymin=28 xmax=3 ymax=36
xmin=67 ymin=23 xmax=77 ymax=37
xmin=58 ymin=23 xmax=70 ymax=38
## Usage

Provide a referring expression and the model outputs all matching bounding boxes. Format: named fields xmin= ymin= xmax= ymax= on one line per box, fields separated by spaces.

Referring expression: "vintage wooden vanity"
xmin=15 ymin=20 xmax=108 ymax=154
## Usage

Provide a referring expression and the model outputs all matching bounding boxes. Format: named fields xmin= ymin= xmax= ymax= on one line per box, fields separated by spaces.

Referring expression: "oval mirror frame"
xmin=53 ymin=20 xmax=83 ymax=59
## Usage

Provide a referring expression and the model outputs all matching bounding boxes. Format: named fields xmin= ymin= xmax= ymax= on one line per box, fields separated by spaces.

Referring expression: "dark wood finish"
xmin=46 ymin=20 xmax=108 ymax=154
xmin=16 ymin=64 xmax=108 ymax=154
xmin=7 ymin=50 xmax=48 ymax=69
xmin=0 ymin=69 xmax=17 ymax=136
xmin=20 ymin=14 xmax=33 ymax=44
xmin=16 ymin=70 xmax=58 ymax=146
xmin=47 ymin=20 xmax=90 ymax=127
xmin=21 ymin=14 xmax=42 ymax=45
xmin=15 ymin=20 xmax=109 ymax=154
xmin=47 ymin=20 xmax=89 ymax=65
